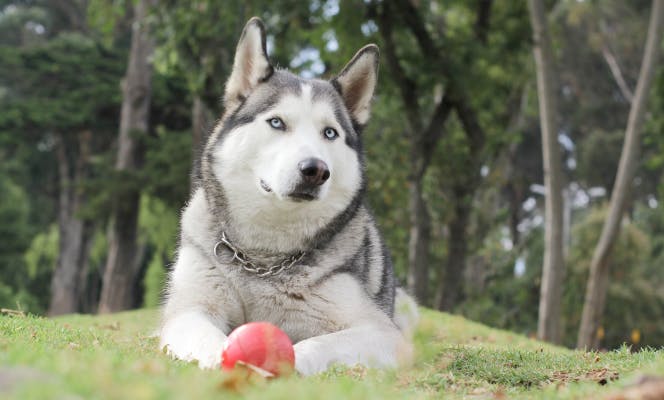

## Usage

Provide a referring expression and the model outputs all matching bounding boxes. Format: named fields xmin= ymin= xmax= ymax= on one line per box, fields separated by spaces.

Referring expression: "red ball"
xmin=221 ymin=322 xmax=295 ymax=376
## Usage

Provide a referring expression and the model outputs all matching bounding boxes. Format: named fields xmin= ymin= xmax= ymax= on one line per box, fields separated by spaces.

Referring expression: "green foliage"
xmin=152 ymin=0 xmax=323 ymax=113
xmin=0 ymin=174 xmax=46 ymax=313
xmin=23 ymin=225 xmax=58 ymax=280
xmin=0 ymin=27 xmax=125 ymax=222
xmin=86 ymin=0 xmax=128 ymax=45
xmin=19 ymin=225 xmax=58 ymax=313
xmin=458 ymin=203 xmax=664 ymax=350
xmin=0 ymin=283 xmax=43 ymax=314
xmin=0 ymin=4 xmax=50 ymax=46
xmin=562 ymin=206 xmax=654 ymax=348
xmin=643 ymin=68 xmax=664 ymax=175
xmin=0 ymin=175 xmax=31 ymax=276
xmin=364 ymin=93 xmax=411 ymax=279
xmin=139 ymin=195 xmax=179 ymax=255
xmin=141 ymin=127 xmax=192 ymax=208
xmin=0 ymin=32 xmax=124 ymax=134
xmin=143 ymin=255 xmax=167 ymax=308
xmin=88 ymin=229 xmax=110 ymax=276
xmin=577 ymin=130 xmax=623 ymax=191
xmin=458 ymin=226 xmax=539 ymax=336
xmin=567 ymin=207 xmax=649 ymax=276
xmin=139 ymin=195 xmax=179 ymax=307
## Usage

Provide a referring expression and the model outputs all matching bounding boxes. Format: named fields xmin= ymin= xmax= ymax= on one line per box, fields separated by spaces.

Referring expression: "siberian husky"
xmin=160 ymin=17 xmax=418 ymax=376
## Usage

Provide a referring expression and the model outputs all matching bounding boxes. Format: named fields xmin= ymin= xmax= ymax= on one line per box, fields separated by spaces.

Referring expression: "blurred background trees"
xmin=1 ymin=0 xmax=663 ymax=350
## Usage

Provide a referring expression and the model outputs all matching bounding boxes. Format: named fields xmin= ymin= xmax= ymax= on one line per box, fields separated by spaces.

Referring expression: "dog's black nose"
xmin=298 ymin=158 xmax=330 ymax=186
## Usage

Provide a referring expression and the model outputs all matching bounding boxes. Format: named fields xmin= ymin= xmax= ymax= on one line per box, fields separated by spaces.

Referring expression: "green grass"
xmin=1 ymin=308 xmax=662 ymax=399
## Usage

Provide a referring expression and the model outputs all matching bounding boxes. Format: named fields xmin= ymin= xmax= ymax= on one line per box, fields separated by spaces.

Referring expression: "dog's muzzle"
xmin=298 ymin=158 xmax=330 ymax=186
xmin=287 ymin=158 xmax=329 ymax=201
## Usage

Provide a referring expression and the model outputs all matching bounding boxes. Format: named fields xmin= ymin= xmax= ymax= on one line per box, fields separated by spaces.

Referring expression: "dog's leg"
xmin=160 ymin=310 xmax=228 ymax=369
xmin=393 ymin=287 xmax=419 ymax=338
xmin=160 ymin=241 xmax=240 ymax=369
xmin=293 ymin=323 xmax=412 ymax=376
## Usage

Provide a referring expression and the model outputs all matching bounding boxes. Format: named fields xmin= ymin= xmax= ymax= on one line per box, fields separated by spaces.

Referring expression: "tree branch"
xmin=420 ymin=93 xmax=455 ymax=166
xmin=375 ymin=2 xmax=423 ymax=133
xmin=51 ymin=0 xmax=88 ymax=32
xmin=453 ymin=97 xmax=486 ymax=157
xmin=601 ymin=44 xmax=634 ymax=103
xmin=392 ymin=0 xmax=488 ymax=154
xmin=55 ymin=133 xmax=71 ymax=221
xmin=599 ymin=19 xmax=634 ymax=103
xmin=392 ymin=0 xmax=438 ymax=55
xmin=474 ymin=0 xmax=494 ymax=44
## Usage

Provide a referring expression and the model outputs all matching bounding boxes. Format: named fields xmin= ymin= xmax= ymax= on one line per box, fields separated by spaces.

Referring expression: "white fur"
xmin=160 ymin=311 xmax=227 ymax=369
xmin=393 ymin=288 xmax=420 ymax=339
xmin=213 ymin=83 xmax=362 ymax=253
xmin=294 ymin=326 xmax=400 ymax=375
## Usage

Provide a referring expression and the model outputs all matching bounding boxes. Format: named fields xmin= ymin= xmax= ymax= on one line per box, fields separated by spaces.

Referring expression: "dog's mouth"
xmin=288 ymin=181 xmax=321 ymax=202
xmin=288 ymin=192 xmax=316 ymax=202
xmin=259 ymin=179 xmax=272 ymax=193
xmin=260 ymin=179 xmax=319 ymax=202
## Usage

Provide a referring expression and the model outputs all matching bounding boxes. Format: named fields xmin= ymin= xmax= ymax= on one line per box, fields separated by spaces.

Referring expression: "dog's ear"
xmin=331 ymin=44 xmax=379 ymax=126
xmin=224 ymin=17 xmax=273 ymax=113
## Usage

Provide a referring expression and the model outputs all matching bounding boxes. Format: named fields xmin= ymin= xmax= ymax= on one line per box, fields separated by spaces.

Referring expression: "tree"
xmin=152 ymin=1 xmax=235 ymax=189
xmin=50 ymin=130 xmax=95 ymax=315
xmin=577 ymin=0 xmax=664 ymax=349
xmin=528 ymin=0 xmax=566 ymax=343
xmin=0 ymin=9 xmax=124 ymax=313
xmin=369 ymin=0 xmax=529 ymax=309
xmin=371 ymin=0 xmax=453 ymax=304
xmin=99 ymin=0 xmax=156 ymax=313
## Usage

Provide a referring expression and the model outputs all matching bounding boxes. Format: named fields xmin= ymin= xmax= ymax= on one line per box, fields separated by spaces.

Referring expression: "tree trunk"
xmin=406 ymin=171 xmax=431 ymax=305
xmin=376 ymin=1 xmax=488 ymax=308
xmin=577 ymin=0 xmax=664 ymax=350
xmin=376 ymin=2 xmax=432 ymax=306
xmin=528 ymin=0 xmax=566 ymax=344
xmin=49 ymin=132 xmax=93 ymax=316
xmin=190 ymin=94 xmax=212 ymax=192
xmin=435 ymin=186 xmax=471 ymax=311
xmin=99 ymin=0 xmax=155 ymax=313
xmin=504 ymin=89 xmax=529 ymax=248
xmin=505 ymin=153 xmax=523 ymax=247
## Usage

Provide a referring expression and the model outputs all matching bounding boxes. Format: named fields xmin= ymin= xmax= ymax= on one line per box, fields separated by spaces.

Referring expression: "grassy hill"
xmin=1 ymin=308 xmax=662 ymax=399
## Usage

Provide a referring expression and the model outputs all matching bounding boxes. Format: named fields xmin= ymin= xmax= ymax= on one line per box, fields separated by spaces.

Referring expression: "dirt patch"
xmin=551 ymin=367 xmax=620 ymax=386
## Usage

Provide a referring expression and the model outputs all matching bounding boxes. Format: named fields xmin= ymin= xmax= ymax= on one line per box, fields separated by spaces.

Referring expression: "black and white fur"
xmin=160 ymin=17 xmax=418 ymax=375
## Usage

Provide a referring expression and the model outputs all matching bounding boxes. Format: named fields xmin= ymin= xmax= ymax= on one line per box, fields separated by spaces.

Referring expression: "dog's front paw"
xmin=160 ymin=313 xmax=227 ymax=369
xmin=293 ymin=340 xmax=329 ymax=376
xmin=162 ymin=335 xmax=225 ymax=369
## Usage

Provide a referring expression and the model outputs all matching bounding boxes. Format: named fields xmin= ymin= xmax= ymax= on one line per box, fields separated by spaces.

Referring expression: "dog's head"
xmin=203 ymin=18 xmax=378 ymax=250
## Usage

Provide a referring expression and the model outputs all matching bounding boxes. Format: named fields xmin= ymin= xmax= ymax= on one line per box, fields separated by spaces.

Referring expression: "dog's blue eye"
xmin=323 ymin=127 xmax=338 ymax=140
xmin=268 ymin=117 xmax=285 ymax=130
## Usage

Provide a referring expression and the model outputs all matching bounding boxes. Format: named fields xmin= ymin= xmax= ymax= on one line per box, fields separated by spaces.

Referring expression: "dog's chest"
xmin=233 ymin=272 xmax=347 ymax=343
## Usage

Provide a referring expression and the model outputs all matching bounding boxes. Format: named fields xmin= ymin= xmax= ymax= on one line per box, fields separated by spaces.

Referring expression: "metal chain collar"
xmin=213 ymin=232 xmax=306 ymax=277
